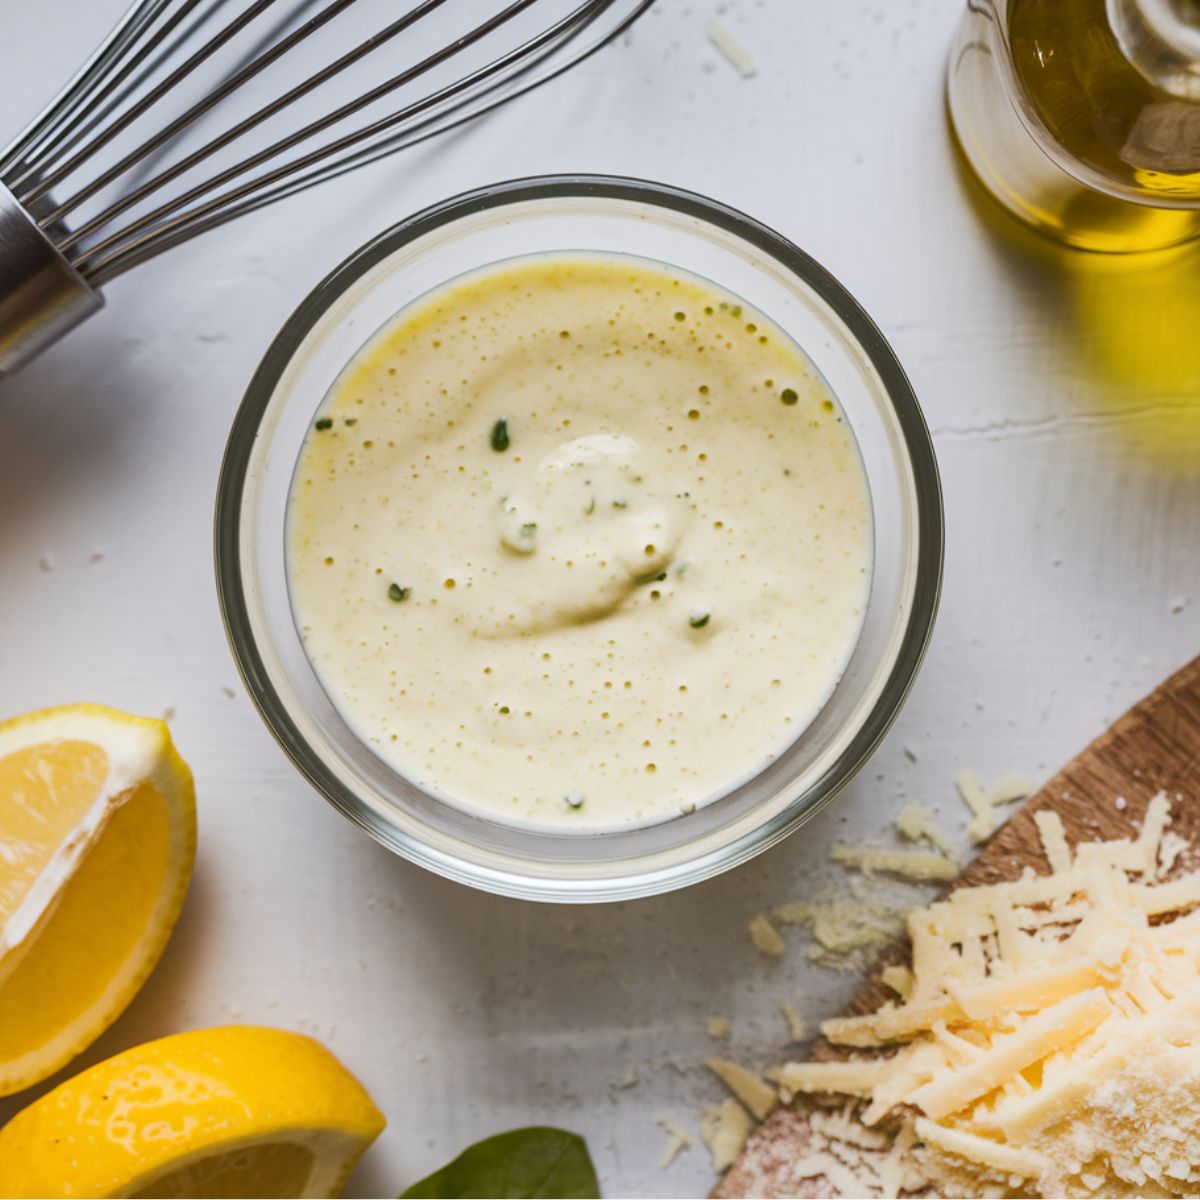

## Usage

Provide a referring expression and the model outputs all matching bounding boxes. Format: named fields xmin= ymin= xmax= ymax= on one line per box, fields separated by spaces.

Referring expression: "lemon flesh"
xmin=0 ymin=1025 xmax=386 ymax=1198
xmin=0 ymin=704 xmax=195 ymax=1095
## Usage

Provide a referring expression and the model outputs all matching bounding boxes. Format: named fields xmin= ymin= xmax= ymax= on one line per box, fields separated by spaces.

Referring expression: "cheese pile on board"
xmin=770 ymin=793 xmax=1200 ymax=1198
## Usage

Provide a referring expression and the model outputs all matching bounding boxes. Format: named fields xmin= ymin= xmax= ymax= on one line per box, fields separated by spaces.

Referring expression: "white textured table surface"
xmin=2 ymin=1 xmax=1199 ymax=1196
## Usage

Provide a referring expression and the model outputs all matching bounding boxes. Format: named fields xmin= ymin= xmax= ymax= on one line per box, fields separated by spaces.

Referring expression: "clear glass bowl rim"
xmin=215 ymin=173 xmax=944 ymax=902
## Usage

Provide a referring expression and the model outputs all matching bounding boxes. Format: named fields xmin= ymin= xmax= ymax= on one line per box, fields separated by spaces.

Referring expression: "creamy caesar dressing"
xmin=287 ymin=254 xmax=872 ymax=827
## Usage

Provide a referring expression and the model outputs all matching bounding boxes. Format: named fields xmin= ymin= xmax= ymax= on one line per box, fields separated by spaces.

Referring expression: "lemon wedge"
xmin=0 ymin=703 xmax=195 ymax=1095
xmin=0 ymin=1026 xmax=386 ymax=1198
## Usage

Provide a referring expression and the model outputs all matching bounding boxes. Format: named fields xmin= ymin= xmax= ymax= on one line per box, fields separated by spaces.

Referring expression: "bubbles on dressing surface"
xmin=288 ymin=254 xmax=871 ymax=827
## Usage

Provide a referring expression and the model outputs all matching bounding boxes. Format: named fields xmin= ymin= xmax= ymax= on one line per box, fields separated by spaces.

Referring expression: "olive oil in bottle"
xmin=948 ymin=0 xmax=1200 ymax=252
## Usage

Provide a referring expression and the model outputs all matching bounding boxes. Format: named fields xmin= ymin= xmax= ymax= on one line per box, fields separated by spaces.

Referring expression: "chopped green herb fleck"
xmin=344 ymin=417 xmax=357 ymax=426
xmin=689 ymin=609 xmax=711 ymax=629
xmin=387 ymin=583 xmax=410 ymax=602
xmin=584 ymin=496 xmax=596 ymax=515
xmin=564 ymin=792 xmax=585 ymax=810
xmin=781 ymin=388 xmax=799 ymax=405
xmin=499 ymin=705 xmax=510 ymax=714
xmin=674 ymin=311 xmax=686 ymax=322
xmin=490 ymin=418 xmax=510 ymax=452
xmin=656 ymin=572 xmax=667 ymax=582
xmin=612 ymin=499 xmax=627 ymax=509
xmin=520 ymin=522 xmax=537 ymax=537
xmin=730 ymin=305 xmax=742 ymax=318
xmin=314 ymin=417 xmax=333 ymax=431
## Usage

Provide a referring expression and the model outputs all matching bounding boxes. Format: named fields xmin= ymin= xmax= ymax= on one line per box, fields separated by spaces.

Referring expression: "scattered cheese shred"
xmin=831 ymin=845 xmax=959 ymax=882
xmin=956 ymin=769 xmax=994 ymax=842
xmin=699 ymin=1097 xmax=754 ymax=1172
xmin=656 ymin=1113 xmax=693 ymax=1169
xmin=769 ymin=792 xmax=1200 ymax=1197
xmin=772 ymin=899 xmax=899 ymax=955
xmin=1159 ymin=829 xmax=1190 ymax=877
xmin=707 ymin=1015 xmax=731 ymax=1039
xmin=768 ymin=1058 xmax=891 ymax=1098
xmin=915 ymin=1117 xmax=1049 ymax=1180
xmin=881 ymin=964 xmax=914 ymax=999
xmin=747 ymin=912 xmax=785 ymax=957
xmin=895 ymin=803 xmax=953 ymax=854
xmin=707 ymin=1057 xmax=779 ymax=1121
xmin=954 ymin=768 xmax=1033 ymax=843
xmin=781 ymin=1002 xmax=807 ymax=1042
xmin=705 ymin=17 xmax=757 ymax=78
xmin=1034 ymin=809 xmax=1073 ymax=873
xmin=987 ymin=773 xmax=1033 ymax=806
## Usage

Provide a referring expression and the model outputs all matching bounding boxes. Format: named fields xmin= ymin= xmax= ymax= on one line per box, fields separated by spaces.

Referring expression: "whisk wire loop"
xmin=0 ymin=0 xmax=654 ymax=371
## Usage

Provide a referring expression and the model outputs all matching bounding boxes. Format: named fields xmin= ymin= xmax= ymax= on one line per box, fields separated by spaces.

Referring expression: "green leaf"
xmin=401 ymin=1127 xmax=600 ymax=1199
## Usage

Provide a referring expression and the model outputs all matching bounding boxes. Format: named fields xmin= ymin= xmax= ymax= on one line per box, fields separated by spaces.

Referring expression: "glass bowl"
xmin=215 ymin=175 xmax=943 ymax=903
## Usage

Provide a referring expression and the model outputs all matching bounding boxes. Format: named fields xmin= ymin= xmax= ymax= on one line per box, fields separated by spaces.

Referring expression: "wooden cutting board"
xmin=714 ymin=654 xmax=1200 ymax=1199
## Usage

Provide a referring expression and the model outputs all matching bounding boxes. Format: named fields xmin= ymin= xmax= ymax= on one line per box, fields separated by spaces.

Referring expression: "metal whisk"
xmin=0 ymin=0 xmax=654 ymax=375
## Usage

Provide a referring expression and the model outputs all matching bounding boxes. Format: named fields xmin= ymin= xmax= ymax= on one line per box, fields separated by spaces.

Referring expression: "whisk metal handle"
xmin=0 ymin=187 xmax=102 ymax=376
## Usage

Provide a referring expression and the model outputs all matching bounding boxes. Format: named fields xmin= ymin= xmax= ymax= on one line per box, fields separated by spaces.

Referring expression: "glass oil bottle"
xmin=948 ymin=0 xmax=1200 ymax=252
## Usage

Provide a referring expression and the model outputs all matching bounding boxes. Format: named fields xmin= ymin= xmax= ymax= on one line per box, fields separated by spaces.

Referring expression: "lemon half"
xmin=0 ymin=1026 xmax=386 ymax=1198
xmin=0 ymin=703 xmax=196 ymax=1095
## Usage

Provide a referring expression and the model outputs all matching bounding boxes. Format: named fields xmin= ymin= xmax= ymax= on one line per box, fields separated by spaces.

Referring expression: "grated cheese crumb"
xmin=699 ymin=1097 xmax=754 ymax=1172
xmin=781 ymin=1002 xmax=807 ymax=1042
xmin=956 ymin=769 xmax=994 ymax=842
xmin=707 ymin=1015 xmax=731 ymax=1039
xmin=771 ymin=793 xmax=1200 ymax=1199
xmin=1159 ymin=830 xmax=1190 ymax=877
xmin=1034 ymin=809 xmax=1072 ymax=873
xmin=773 ymin=899 xmax=899 ymax=954
xmin=987 ymin=773 xmax=1033 ymax=806
xmin=707 ymin=1057 xmax=779 ymax=1121
xmin=656 ymin=1113 xmax=693 ymax=1169
xmin=831 ymin=844 xmax=959 ymax=882
xmin=881 ymin=964 xmax=914 ymax=999
xmin=896 ymin=803 xmax=953 ymax=854
xmin=748 ymin=912 xmax=786 ymax=957
xmin=705 ymin=17 xmax=757 ymax=77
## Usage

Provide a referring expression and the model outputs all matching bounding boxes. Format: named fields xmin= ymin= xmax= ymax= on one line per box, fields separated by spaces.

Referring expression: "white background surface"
xmin=2 ymin=1 xmax=1199 ymax=1196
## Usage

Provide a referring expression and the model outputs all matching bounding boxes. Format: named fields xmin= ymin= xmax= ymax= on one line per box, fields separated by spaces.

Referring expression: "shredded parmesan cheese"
xmin=987 ymin=773 xmax=1033 ymax=806
xmin=772 ymin=899 xmax=899 ymax=954
xmin=707 ymin=1057 xmax=779 ymax=1122
xmin=656 ymin=1113 xmax=693 ymax=1168
xmin=699 ymin=1098 xmax=754 ymax=1172
xmin=771 ymin=792 xmax=1200 ymax=1198
xmin=881 ymin=964 xmax=914 ymax=999
xmin=707 ymin=1015 xmax=731 ymax=1039
xmin=705 ymin=17 xmax=757 ymax=78
xmin=954 ymin=768 xmax=1032 ymax=843
xmin=956 ymin=769 xmax=994 ymax=842
xmin=781 ymin=1003 xmax=807 ymax=1042
xmin=1035 ymin=809 xmax=1073 ymax=873
xmin=830 ymin=845 xmax=959 ymax=882
xmin=896 ymin=803 xmax=953 ymax=854
xmin=1159 ymin=830 xmax=1190 ymax=877
xmin=747 ymin=912 xmax=785 ymax=957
